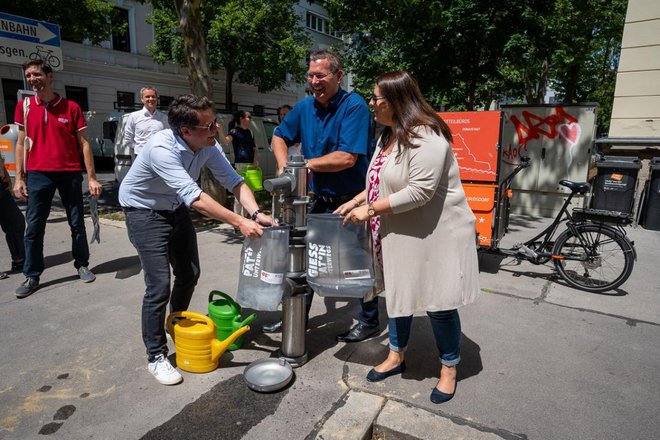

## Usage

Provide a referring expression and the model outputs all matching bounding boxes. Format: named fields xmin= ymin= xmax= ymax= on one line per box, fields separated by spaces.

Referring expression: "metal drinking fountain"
xmin=263 ymin=154 xmax=310 ymax=367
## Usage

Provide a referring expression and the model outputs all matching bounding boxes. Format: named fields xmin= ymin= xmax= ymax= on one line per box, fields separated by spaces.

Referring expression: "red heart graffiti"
xmin=558 ymin=122 xmax=581 ymax=146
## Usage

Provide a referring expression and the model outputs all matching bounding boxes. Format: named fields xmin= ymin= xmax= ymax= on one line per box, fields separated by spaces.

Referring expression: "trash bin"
xmin=591 ymin=155 xmax=642 ymax=215
xmin=642 ymin=157 xmax=660 ymax=231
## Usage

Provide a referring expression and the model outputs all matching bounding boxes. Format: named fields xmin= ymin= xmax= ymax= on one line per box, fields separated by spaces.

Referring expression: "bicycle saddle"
xmin=559 ymin=180 xmax=590 ymax=194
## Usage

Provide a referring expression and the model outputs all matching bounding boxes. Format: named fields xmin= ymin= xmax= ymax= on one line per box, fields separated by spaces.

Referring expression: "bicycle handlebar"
xmin=501 ymin=156 xmax=531 ymax=191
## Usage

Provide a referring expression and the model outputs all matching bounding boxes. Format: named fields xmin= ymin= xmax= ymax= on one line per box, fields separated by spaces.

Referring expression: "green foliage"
xmin=149 ymin=0 xmax=311 ymax=105
xmin=2 ymin=0 xmax=116 ymax=44
xmin=326 ymin=0 xmax=625 ymax=133
xmin=325 ymin=0 xmax=520 ymax=111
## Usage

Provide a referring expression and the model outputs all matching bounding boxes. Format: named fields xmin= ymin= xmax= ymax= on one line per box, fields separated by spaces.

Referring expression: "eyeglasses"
xmin=192 ymin=118 xmax=218 ymax=132
xmin=306 ymin=71 xmax=334 ymax=80
xmin=370 ymin=94 xmax=386 ymax=102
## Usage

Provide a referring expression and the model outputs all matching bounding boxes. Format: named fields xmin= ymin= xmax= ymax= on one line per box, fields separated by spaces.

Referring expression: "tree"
xmin=548 ymin=0 xmax=626 ymax=134
xmin=325 ymin=0 xmax=520 ymax=111
xmin=149 ymin=0 xmax=310 ymax=109
xmin=2 ymin=0 xmax=115 ymax=44
xmin=172 ymin=0 xmax=213 ymax=98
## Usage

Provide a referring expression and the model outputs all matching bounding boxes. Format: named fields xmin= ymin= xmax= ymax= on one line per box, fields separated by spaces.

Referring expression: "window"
xmin=116 ymin=91 xmax=135 ymax=110
xmin=2 ymin=79 xmax=23 ymax=124
xmin=65 ymin=86 xmax=89 ymax=111
xmin=111 ymin=7 xmax=131 ymax=53
xmin=103 ymin=121 xmax=118 ymax=142
xmin=159 ymin=95 xmax=174 ymax=109
xmin=305 ymin=12 xmax=342 ymax=39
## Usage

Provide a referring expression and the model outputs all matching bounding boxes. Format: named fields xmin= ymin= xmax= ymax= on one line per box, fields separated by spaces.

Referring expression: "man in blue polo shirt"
xmin=264 ymin=50 xmax=380 ymax=343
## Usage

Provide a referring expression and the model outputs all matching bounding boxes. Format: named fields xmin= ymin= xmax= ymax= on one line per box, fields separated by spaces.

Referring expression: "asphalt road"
xmin=0 ymin=170 xmax=658 ymax=439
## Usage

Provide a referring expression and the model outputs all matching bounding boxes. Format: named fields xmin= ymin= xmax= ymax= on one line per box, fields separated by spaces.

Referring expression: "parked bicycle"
xmin=29 ymin=46 xmax=61 ymax=68
xmin=487 ymin=157 xmax=636 ymax=293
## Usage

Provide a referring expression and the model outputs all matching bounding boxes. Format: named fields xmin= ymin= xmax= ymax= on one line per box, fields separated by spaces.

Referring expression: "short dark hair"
xmin=277 ymin=105 xmax=292 ymax=122
xmin=22 ymin=59 xmax=53 ymax=75
xmin=167 ymin=94 xmax=214 ymax=131
xmin=309 ymin=50 xmax=342 ymax=73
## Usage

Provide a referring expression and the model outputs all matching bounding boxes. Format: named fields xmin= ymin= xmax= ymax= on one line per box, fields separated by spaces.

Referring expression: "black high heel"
xmin=366 ymin=361 xmax=406 ymax=382
xmin=430 ymin=378 xmax=457 ymax=404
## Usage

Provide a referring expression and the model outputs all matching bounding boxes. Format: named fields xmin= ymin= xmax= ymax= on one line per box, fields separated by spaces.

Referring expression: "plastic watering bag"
xmin=237 ymin=226 xmax=289 ymax=311
xmin=306 ymin=213 xmax=375 ymax=298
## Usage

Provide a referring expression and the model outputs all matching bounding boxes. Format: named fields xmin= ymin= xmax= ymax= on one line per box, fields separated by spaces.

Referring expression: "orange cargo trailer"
xmin=439 ymin=111 xmax=507 ymax=248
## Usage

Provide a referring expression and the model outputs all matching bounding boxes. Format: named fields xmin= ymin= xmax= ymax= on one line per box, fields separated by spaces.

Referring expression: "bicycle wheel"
xmin=552 ymin=223 xmax=634 ymax=293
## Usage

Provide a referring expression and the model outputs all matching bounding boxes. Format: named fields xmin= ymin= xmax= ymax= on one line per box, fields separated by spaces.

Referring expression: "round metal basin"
xmin=244 ymin=358 xmax=293 ymax=393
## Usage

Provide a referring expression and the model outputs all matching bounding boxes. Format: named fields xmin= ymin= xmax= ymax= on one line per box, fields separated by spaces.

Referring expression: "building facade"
xmin=609 ymin=0 xmax=660 ymax=138
xmin=0 ymin=0 xmax=344 ymax=126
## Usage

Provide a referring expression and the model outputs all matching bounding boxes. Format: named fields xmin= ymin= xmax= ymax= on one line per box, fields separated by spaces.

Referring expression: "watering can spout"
xmin=212 ymin=325 xmax=251 ymax=362
xmin=237 ymin=313 xmax=257 ymax=328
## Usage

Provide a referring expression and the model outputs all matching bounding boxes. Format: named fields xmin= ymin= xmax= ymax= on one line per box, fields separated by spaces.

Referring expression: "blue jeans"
xmin=125 ymin=205 xmax=200 ymax=362
xmin=388 ymin=309 xmax=461 ymax=366
xmin=309 ymin=196 xmax=379 ymax=327
xmin=0 ymin=183 xmax=25 ymax=263
xmin=24 ymin=171 xmax=88 ymax=279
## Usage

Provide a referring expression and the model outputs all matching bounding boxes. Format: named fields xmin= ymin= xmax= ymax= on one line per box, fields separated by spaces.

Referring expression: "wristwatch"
xmin=251 ymin=209 xmax=262 ymax=220
xmin=367 ymin=203 xmax=376 ymax=217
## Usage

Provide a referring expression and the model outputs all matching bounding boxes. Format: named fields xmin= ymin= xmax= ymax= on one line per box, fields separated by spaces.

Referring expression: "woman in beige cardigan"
xmin=336 ymin=71 xmax=480 ymax=404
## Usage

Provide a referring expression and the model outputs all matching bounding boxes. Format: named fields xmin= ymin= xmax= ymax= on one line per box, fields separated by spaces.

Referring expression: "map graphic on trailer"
xmin=439 ymin=111 xmax=501 ymax=183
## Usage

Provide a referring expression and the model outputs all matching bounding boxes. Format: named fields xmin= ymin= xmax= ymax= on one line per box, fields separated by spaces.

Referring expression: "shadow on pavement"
xmin=91 ymin=255 xmax=142 ymax=279
xmin=44 ymin=251 xmax=73 ymax=268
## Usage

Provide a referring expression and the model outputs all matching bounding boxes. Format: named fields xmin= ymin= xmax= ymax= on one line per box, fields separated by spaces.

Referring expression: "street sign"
xmin=0 ymin=12 xmax=63 ymax=71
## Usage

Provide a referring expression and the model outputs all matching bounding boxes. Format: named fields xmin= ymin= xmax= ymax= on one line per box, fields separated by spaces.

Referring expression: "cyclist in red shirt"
xmin=13 ymin=59 xmax=102 ymax=299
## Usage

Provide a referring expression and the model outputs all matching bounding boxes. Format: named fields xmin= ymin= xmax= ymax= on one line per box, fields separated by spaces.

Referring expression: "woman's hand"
xmin=334 ymin=198 xmax=360 ymax=216
xmin=343 ymin=204 xmax=370 ymax=225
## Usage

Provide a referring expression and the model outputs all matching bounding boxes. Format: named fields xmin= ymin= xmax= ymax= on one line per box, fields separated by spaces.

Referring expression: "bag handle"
xmin=23 ymin=96 xmax=31 ymax=166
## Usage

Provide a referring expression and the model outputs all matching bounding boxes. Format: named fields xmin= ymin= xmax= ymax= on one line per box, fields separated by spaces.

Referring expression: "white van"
xmin=84 ymin=111 xmax=123 ymax=164
xmin=114 ymin=112 xmax=279 ymax=183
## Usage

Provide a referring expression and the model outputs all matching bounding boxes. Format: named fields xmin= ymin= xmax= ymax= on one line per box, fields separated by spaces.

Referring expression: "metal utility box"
xmin=592 ymin=155 xmax=642 ymax=215
xmin=499 ymin=104 xmax=597 ymax=217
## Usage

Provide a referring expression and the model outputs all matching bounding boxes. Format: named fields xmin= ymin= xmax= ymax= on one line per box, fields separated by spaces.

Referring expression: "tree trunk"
xmin=173 ymin=0 xmax=225 ymax=207
xmin=173 ymin=0 xmax=213 ymax=98
xmin=225 ymin=68 xmax=235 ymax=111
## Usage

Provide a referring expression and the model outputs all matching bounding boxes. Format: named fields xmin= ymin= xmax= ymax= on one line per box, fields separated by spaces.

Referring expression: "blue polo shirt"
xmin=274 ymin=88 xmax=370 ymax=197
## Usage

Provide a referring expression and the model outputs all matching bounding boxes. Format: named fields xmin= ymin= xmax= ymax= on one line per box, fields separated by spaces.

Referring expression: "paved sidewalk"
xmin=0 ymin=209 xmax=659 ymax=439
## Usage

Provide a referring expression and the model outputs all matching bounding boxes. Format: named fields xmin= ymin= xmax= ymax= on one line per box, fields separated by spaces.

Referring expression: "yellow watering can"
xmin=166 ymin=311 xmax=250 ymax=373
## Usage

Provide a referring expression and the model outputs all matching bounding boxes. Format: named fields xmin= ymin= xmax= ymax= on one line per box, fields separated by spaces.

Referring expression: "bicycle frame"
xmin=488 ymin=158 xmax=635 ymax=264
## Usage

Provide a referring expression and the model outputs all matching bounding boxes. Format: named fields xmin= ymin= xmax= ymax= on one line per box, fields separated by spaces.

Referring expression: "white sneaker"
xmin=148 ymin=354 xmax=182 ymax=385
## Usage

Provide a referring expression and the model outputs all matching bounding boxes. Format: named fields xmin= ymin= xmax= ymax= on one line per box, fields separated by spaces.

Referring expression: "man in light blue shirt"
xmin=119 ymin=94 xmax=272 ymax=386
xmin=122 ymin=86 xmax=169 ymax=156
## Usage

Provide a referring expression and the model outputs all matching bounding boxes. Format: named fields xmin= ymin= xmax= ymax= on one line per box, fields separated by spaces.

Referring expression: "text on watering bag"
xmin=242 ymin=247 xmax=263 ymax=277
xmin=308 ymin=242 xmax=333 ymax=277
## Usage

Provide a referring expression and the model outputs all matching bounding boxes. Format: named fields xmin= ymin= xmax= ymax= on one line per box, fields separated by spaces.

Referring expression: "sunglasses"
xmin=192 ymin=118 xmax=218 ymax=132
xmin=370 ymin=94 xmax=386 ymax=102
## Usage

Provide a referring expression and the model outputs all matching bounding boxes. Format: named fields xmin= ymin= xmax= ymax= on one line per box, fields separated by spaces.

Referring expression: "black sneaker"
xmin=16 ymin=277 xmax=39 ymax=299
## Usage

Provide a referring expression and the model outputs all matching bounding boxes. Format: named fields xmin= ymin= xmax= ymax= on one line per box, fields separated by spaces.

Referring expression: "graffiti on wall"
xmin=502 ymin=106 xmax=582 ymax=172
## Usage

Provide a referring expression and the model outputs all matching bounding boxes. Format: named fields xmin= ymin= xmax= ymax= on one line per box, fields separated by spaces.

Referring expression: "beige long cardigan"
xmin=372 ymin=126 xmax=480 ymax=317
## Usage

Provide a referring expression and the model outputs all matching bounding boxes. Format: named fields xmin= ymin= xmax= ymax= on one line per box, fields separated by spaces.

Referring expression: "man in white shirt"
xmin=123 ymin=86 xmax=169 ymax=157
